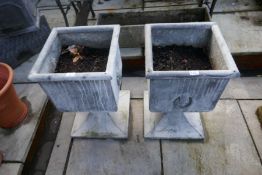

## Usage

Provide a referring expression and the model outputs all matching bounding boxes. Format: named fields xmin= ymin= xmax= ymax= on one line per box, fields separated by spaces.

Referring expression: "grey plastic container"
xmin=97 ymin=7 xmax=211 ymax=48
xmin=29 ymin=25 xmax=122 ymax=112
xmin=0 ymin=0 xmax=39 ymax=37
xmin=0 ymin=16 xmax=50 ymax=68
xmin=145 ymin=22 xmax=239 ymax=112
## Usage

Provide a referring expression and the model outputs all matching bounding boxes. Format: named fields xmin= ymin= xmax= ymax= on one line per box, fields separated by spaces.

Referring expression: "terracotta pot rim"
xmin=0 ymin=63 xmax=14 ymax=97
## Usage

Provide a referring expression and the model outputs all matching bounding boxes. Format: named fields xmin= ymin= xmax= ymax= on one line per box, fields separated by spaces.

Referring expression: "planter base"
xmin=71 ymin=91 xmax=130 ymax=139
xmin=144 ymin=91 xmax=205 ymax=140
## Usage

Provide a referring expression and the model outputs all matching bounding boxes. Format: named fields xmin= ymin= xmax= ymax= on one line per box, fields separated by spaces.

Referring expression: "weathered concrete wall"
xmin=97 ymin=7 xmax=211 ymax=48
xmin=97 ymin=8 xmax=210 ymax=25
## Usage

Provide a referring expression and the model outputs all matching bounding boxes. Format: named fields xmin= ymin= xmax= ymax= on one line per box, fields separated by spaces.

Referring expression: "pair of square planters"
xmin=29 ymin=23 xmax=239 ymax=140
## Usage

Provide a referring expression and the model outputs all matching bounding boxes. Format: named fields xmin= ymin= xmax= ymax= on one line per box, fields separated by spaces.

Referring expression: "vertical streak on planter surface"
xmin=144 ymin=22 xmax=239 ymax=139
xmin=29 ymin=25 xmax=130 ymax=139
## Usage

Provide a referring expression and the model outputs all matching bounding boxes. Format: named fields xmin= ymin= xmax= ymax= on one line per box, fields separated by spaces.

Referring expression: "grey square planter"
xmin=144 ymin=22 xmax=239 ymax=139
xmin=29 ymin=25 xmax=130 ymax=139
xmin=29 ymin=25 xmax=121 ymax=112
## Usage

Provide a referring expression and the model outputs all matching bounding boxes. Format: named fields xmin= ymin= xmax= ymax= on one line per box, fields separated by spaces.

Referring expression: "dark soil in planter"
xmin=55 ymin=45 xmax=109 ymax=73
xmin=153 ymin=45 xmax=212 ymax=71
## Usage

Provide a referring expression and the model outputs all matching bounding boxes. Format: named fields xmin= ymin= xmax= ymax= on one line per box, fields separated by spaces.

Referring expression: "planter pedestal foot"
xmin=144 ymin=91 xmax=205 ymax=140
xmin=71 ymin=91 xmax=130 ymax=139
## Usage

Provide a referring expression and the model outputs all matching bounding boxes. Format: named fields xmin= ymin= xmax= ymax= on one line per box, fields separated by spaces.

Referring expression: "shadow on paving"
xmin=22 ymin=102 xmax=62 ymax=175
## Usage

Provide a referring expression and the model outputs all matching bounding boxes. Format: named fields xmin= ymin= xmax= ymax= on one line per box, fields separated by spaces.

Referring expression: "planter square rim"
xmin=28 ymin=25 xmax=120 ymax=82
xmin=145 ymin=22 xmax=240 ymax=79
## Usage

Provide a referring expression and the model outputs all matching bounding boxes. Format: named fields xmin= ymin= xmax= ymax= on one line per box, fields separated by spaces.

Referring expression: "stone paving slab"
xmin=0 ymin=84 xmax=47 ymax=162
xmin=121 ymin=48 xmax=143 ymax=60
xmin=66 ymin=100 xmax=161 ymax=175
xmin=121 ymin=77 xmax=147 ymax=99
xmin=0 ymin=163 xmax=23 ymax=175
xmin=162 ymin=100 xmax=262 ymax=175
xmin=87 ymin=19 xmax=97 ymax=26
xmin=214 ymin=0 xmax=262 ymax=13
xmin=238 ymin=100 xmax=262 ymax=159
xmin=14 ymin=54 xmax=38 ymax=84
xmin=46 ymin=113 xmax=75 ymax=175
xmin=222 ymin=77 xmax=262 ymax=99
xmin=40 ymin=9 xmax=76 ymax=27
xmin=213 ymin=11 xmax=262 ymax=55
xmin=38 ymin=0 xmax=69 ymax=8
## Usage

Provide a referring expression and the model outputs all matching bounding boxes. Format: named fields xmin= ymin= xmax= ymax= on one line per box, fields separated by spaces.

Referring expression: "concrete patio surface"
xmin=0 ymin=0 xmax=262 ymax=175
xmin=45 ymin=90 xmax=262 ymax=175
xmin=0 ymin=84 xmax=48 ymax=175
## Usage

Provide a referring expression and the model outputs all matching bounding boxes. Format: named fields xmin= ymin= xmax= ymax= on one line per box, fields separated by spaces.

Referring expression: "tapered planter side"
xmin=29 ymin=25 xmax=130 ymax=139
xmin=144 ymin=22 xmax=239 ymax=139
xmin=29 ymin=25 xmax=122 ymax=112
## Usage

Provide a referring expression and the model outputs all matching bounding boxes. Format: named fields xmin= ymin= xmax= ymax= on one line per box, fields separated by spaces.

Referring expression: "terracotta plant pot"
xmin=0 ymin=63 xmax=28 ymax=128
xmin=0 ymin=151 xmax=3 ymax=166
